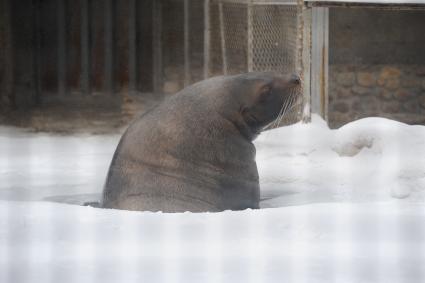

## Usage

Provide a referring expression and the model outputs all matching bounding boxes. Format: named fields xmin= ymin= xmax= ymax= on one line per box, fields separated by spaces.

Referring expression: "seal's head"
xmin=226 ymin=72 xmax=302 ymax=140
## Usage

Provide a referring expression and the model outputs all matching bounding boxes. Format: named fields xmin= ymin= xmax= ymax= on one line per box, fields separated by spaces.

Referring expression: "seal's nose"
xmin=290 ymin=74 xmax=301 ymax=86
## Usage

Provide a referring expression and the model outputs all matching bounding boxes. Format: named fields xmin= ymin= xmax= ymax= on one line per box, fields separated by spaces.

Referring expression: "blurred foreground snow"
xmin=1 ymin=115 xmax=425 ymax=283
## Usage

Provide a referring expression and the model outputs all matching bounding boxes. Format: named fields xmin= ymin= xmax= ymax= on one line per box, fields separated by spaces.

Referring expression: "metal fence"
xmin=205 ymin=0 xmax=303 ymax=125
xmin=2 ymin=0 xmax=305 ymax=125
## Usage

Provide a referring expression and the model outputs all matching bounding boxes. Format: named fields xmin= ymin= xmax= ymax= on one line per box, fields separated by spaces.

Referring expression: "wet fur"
xmin=102 ymin=73 xmax=300 ymax=212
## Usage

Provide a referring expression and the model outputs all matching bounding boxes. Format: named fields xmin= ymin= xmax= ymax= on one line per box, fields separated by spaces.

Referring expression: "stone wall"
xmin=328 ymin=8 xmax=425 ymax=128
xmin=329 ymin=65 xmax=425 ymax=128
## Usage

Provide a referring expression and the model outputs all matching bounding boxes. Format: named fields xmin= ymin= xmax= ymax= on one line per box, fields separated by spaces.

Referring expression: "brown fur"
xmin=102 ymin=72 xmax=301 ymax=212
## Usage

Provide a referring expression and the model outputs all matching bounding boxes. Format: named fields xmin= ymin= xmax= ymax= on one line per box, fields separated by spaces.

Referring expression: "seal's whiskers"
xmin=274 ymin=92 xmax=294 ymax=129
xmin=264 ymin=98 xmax=287 ymax=131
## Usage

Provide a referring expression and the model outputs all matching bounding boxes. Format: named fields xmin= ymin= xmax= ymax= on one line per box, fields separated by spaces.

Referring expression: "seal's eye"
xmin=258 ymin=85 xmax=272 ymax=102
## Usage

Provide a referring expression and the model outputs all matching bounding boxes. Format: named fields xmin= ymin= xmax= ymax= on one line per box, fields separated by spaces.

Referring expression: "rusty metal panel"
xmin=2 ymin=0 xmax=162 ymax=111
xmin=32 ymin=0 xmax=42 ymax=104
xmin=127 ymin=0 xmax=136 ymax=92
xmin=40 ymin=0 xmax=59 ymax=93
xmin=104 ymin=0 xmax=114 ymax=94
xmin=216 ymin=0 xmax=297 ymax=4
xmin=204 ymin=0 xmax=211 ymax=79
xmin=90 ymin=0 xmax=106 ymax=92
xmin=57 ymin=0 xmax=67 ymax=96
xmin=152 ymin=0 xmax=163 ymax=94
xmin=80 ymin=0 xmax=91 ymax=95
xmin=67 ymin=0 xmax=82 ymax=92
xmin=184 ymin=0 xmax=191 ymax=86
xmin=1 ymin=0 xmax=15 ymax=108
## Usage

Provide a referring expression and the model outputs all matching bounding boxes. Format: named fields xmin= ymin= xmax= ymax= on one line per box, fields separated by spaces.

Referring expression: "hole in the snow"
xmin=332 ymin=137 xmax=374 ymax=157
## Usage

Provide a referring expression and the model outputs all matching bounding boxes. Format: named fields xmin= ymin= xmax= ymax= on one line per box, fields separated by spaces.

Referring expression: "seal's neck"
xmin=222 ymin=113 xmax=258 ymax=141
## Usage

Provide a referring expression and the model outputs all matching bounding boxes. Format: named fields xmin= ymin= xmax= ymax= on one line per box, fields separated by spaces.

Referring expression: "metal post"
xmin=311 ymin=7 xmax=329 ymax=121
xmin=152 ymin=0 xmax=163 ymax=94
xmin=247 ymin=0 xmax=254 ymax=72
xmin=184 ymin=0 xmax=191 ymax=86
xmin=128 ymin=0 xmax=137 ymax=93
xmin=58 ymin=0 xmax=67 ymax=96
xmin=218 ymin=1 xmax=228 ymax=75
xmin=203 ymin=0 xmax=211 ymax=79
xmin=104 ymin=0 xmax=114 ymax=95
xmin=301 ymin=6 xmax=312 ymax=123
xmin=81 ymin=0 xmax=91 ymax=95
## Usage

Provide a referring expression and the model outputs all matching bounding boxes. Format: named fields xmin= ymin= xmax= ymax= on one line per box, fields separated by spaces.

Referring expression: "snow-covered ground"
xmin=1 ymin=115 xmax=425 ymax=283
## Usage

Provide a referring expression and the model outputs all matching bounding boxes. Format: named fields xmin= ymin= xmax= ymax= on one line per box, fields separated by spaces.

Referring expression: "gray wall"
xmin=330 ymin=9 xmax=425 ymax=65
xmin=328 ymin=8 xmax=425 ymax=128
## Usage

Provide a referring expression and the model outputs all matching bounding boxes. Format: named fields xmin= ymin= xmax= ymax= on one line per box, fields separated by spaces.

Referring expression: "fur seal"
xmin=102 ymin=72 xmax=301 ymax=212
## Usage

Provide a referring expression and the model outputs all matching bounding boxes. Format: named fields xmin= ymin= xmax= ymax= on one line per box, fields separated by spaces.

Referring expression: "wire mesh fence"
xmin=207 ymin=0 xmax=302 ymax=125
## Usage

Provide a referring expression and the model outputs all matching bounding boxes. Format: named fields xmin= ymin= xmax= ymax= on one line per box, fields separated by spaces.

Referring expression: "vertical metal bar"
xmin=32 ymin=0 xmax=41 ymax=104
xmin=247 ymin=0 xmax=253 ymax=72
xmin=152 ymin=0 xmax=163 ymax=94
xmin=58 ymin=0 xmax=67 ymax=96
xmin=104 ymin=0 xmax=114 ymax=95
xmin=184 ymin=0 xmax=191 ymax=86
xmin=296 ymin=0 xmax=304 ymax=76
xmin=203 ymin=0 xmax=211 ymax=79
xmin=81 ymin=0 xmax=91 ymax=95
xmin=311 ymin=7 xmax=329 ymax=121
xmin=301 ymin=6 xmax=312 ymax=123
xmin=128 ymin=0 xmax=137 ymax=93
xmin=218 ymin=1 xmax=228 ymax=75
xmin=322 ymin=7 xmax=329 ymax=121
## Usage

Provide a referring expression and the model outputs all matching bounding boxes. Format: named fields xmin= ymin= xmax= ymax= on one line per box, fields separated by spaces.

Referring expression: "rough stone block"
xmin=394 ymin=89 xmax=414 ymax=101
xmin=420 ymin=95 xmax=425 ymax=109
xmin=377 ymin=66 xmax=401 ymax=90
xmin=379 ymin=89 xmax=393 ymax=99
xmin=336 ymin=72 xmax=355 ymax=87
xmin=336 ymin=88 xmax=352 ymax=98
xmin=333 ymin=102 xmax=350 ymax=113
xmin=384 ymin=78 xmax=400 ymax=90
xmin=401 ymin=75 xmax=420 ymax=88
xmin=362 ymin=97 xmax=379 ymax=112
xmin=379 ymin=66 xmax=401 ymax=80
xmin=352 ymin=86 xmax=370 ymax=95
xmin=328 ymin=112 xmax=351 ymax=129
xmin=416 ymin=66 xmax=425 ymax=77
xmin=357 ymin=72 xmax=376 ymax=87
xmin=403 ymin=100 xmax=421 ymax=113
xmin=381 ymin=101 xmax=401 ymax=113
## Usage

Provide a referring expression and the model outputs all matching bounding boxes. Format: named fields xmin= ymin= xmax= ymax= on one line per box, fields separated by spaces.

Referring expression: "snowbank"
xmin=256 ymin=115 xmax=425 ymax=206
xmin=1 ymin=116 xmax=425 ymax=282
xmin=1 ymin=200 xmax=424 ymax=283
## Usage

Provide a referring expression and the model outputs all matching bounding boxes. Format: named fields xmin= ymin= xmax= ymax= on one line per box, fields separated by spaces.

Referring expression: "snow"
xmin=258 ymin=115 xmax=425 ymax=206
xmin=1 ymin=115 xmax=425 ymax=282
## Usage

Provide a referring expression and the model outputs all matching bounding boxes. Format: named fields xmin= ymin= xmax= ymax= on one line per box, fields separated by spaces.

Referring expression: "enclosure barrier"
xmin=203 ymin=0 xmax=307 ymax=125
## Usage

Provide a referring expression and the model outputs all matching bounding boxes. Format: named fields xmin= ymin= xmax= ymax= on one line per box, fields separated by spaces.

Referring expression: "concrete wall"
xmin=328 ymin=8 xmax=425 ymax=128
